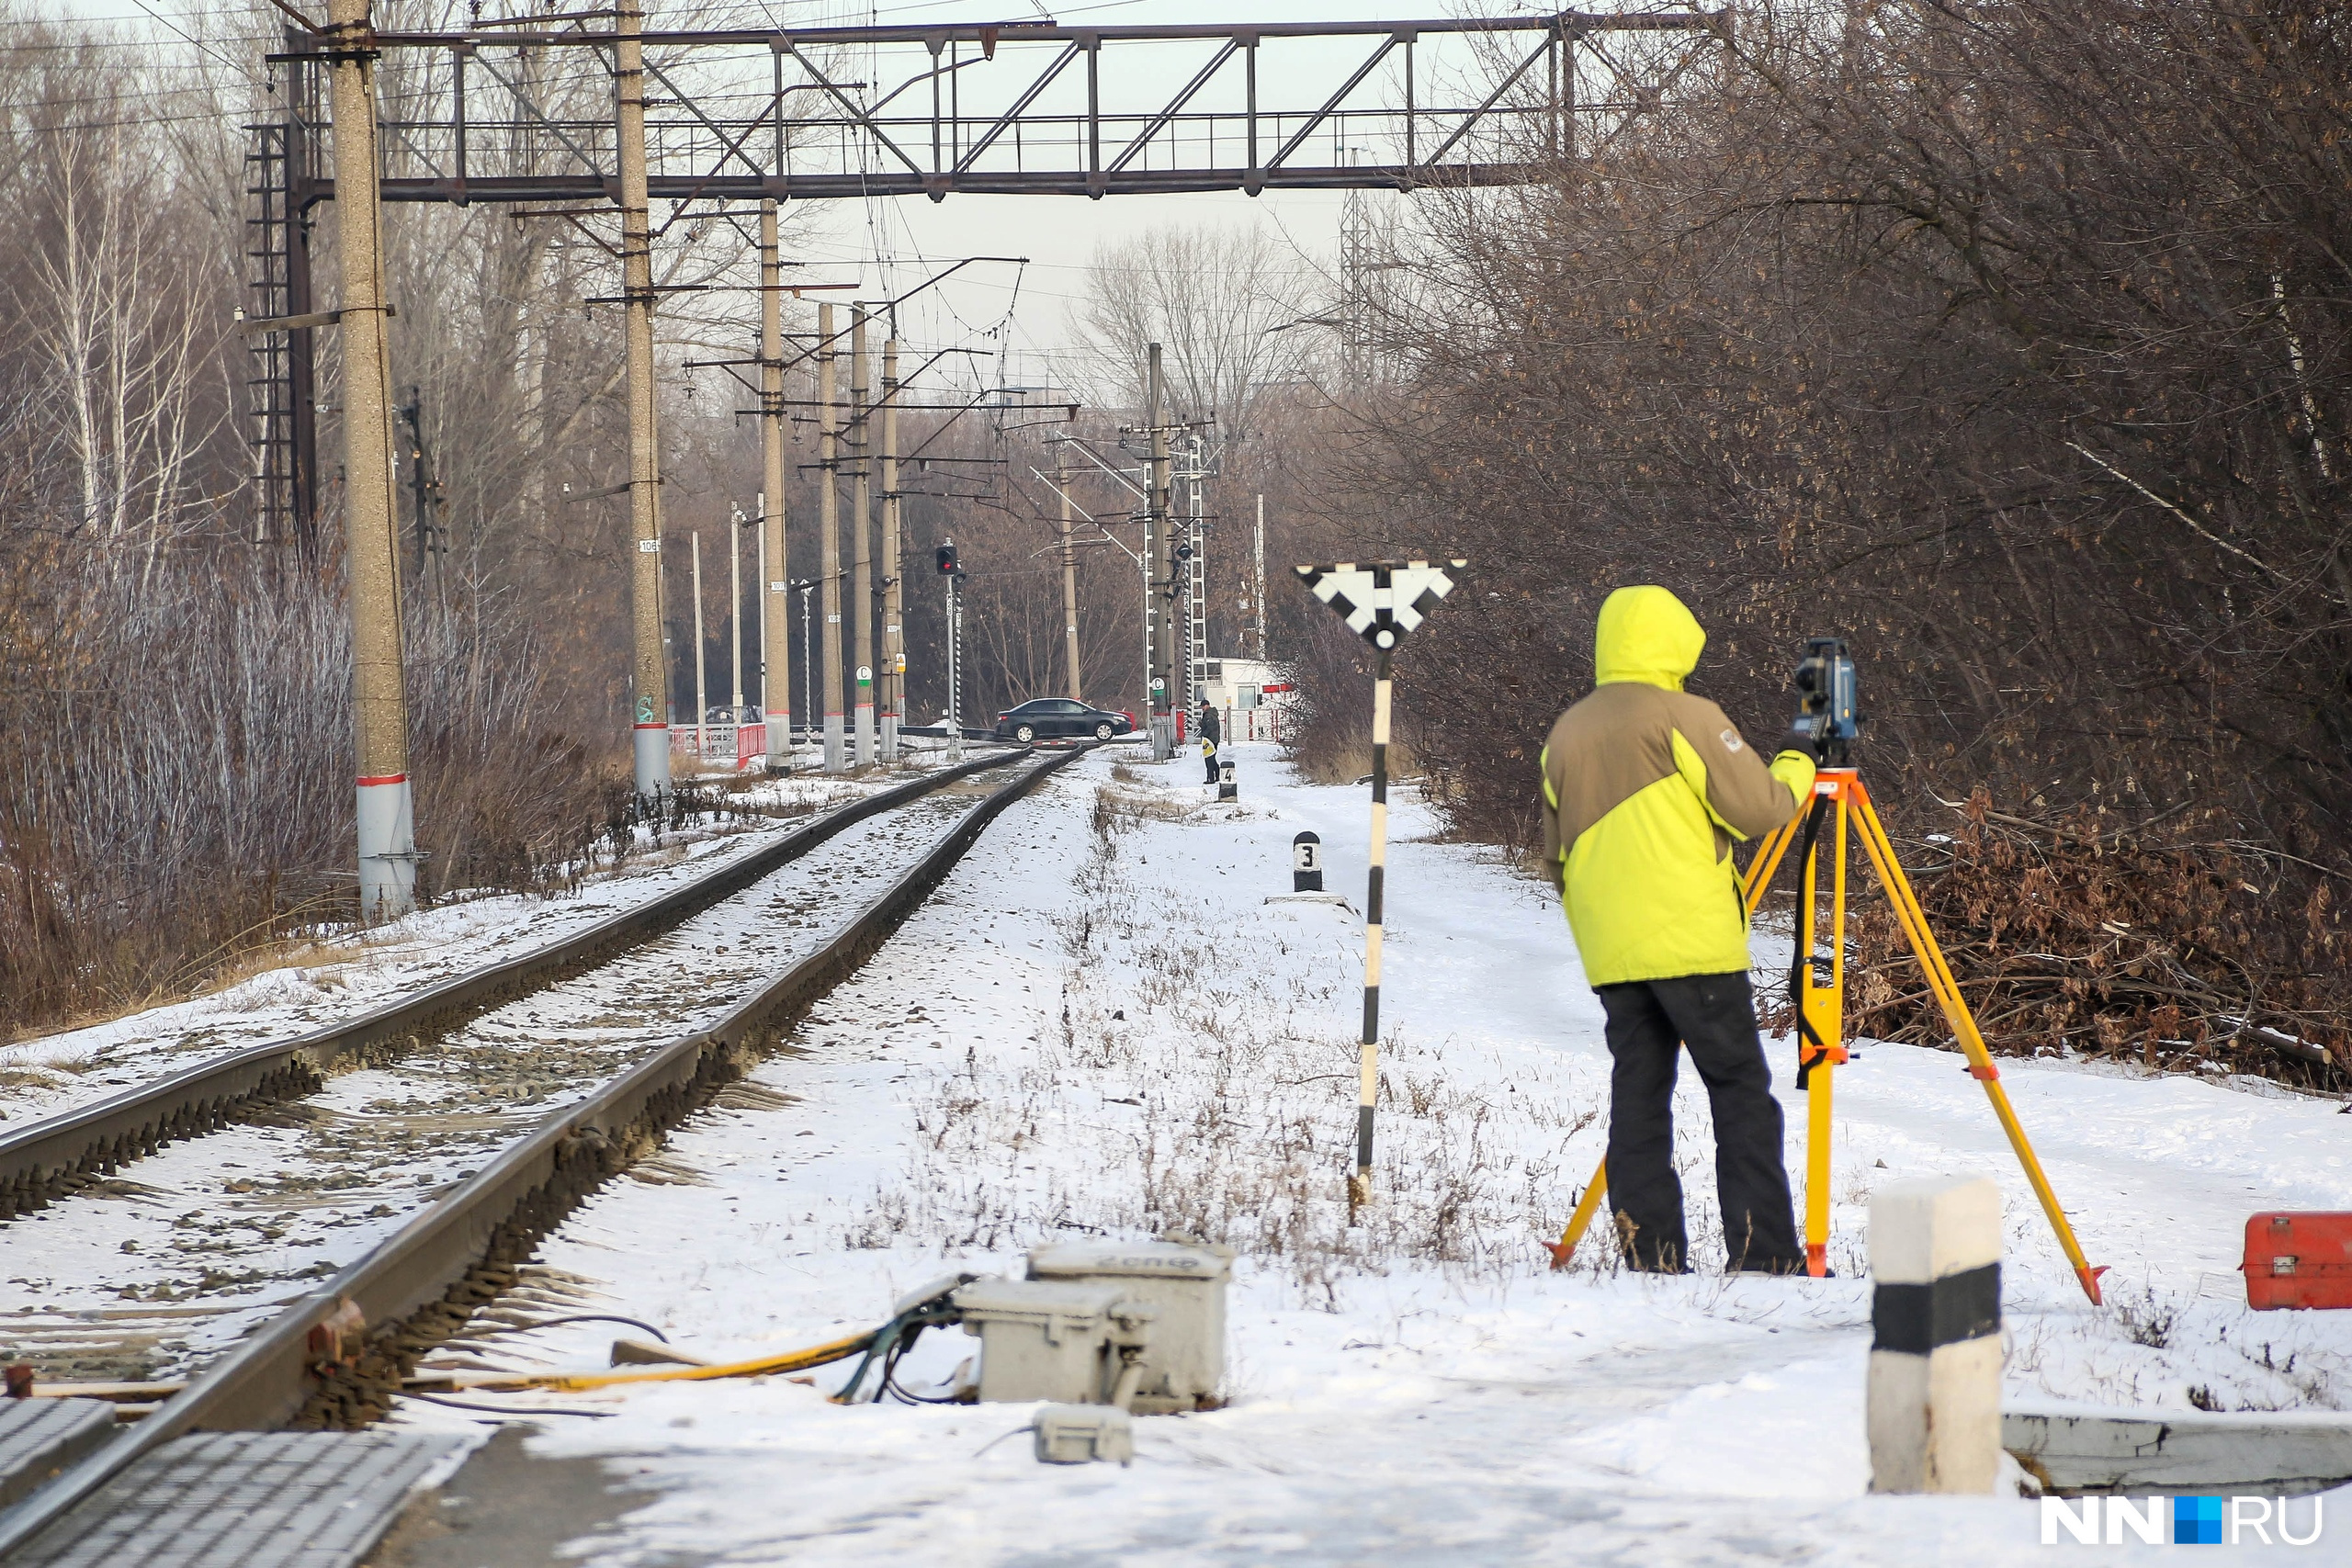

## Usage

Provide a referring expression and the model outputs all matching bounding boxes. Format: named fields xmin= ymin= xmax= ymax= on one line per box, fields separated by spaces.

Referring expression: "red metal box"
xmin=2245 ymin=1213 xmax=2352 ymax=1309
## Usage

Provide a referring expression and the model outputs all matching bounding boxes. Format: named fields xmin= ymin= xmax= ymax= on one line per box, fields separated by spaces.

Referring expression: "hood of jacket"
xmin=1593 ymin=585 xmax=1705 ymax=691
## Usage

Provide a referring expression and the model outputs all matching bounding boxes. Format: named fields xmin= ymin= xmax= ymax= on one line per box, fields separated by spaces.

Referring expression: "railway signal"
xmin=1295 ymin=558 xmax=1465 ymax=1213
xmin=936 ymin=542 xmax=960 ymax=576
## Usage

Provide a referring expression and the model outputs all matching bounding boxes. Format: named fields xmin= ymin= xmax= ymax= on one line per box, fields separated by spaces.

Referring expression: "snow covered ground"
xmin=0 ymin=757 xmax=961 ymax=1129
xmin=373 ymin=744 xmax=2352 ymax=1565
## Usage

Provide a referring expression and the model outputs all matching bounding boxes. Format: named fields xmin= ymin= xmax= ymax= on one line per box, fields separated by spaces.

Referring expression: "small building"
xmin=1197 ymin=656 xmax=1294 ymax=742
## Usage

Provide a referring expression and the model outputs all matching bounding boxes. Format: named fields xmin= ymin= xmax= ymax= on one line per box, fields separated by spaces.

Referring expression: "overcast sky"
xmin=43 ymin=0 xmax=1566 ymax=393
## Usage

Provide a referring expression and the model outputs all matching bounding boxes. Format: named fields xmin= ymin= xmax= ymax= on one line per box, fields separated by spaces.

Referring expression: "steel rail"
xmin=0 ymin=744 xmax=1087 ymax=1556
xmin=0 ymin=751 xmax=1019 ymax=1224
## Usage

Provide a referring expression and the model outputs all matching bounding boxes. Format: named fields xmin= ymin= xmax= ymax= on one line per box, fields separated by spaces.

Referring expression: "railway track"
xmin=0 ymin=750 xmax=1018 ymax=1228
xmin=0 ymin=742 xmax=1087 ymax=1556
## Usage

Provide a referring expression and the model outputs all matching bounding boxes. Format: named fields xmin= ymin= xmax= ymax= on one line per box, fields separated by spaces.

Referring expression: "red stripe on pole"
xmin=356 ymin=773 xmax=408 ymax=787
xmin=633 ymin=722 xmax=668 ymax=730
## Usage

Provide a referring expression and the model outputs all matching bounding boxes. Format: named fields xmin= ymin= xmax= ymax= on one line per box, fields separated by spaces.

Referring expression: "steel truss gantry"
xmin=245 ymin=9 xmax=1719 ymax=532
xmin=287 ymin=11 xmax=1724 ymax=205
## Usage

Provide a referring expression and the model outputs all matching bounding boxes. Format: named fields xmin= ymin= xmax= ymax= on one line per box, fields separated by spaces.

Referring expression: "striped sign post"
xmin=1296 ymin=558 xmax=1464 ymax=1213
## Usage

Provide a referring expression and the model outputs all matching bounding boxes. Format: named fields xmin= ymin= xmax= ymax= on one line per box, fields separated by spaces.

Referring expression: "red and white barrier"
xmin=670 ymin=723 xmax=769 ymax=769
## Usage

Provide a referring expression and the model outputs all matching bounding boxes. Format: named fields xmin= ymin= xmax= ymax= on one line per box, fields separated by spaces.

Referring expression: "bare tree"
xmin=1074 ymin=223 xmax=1316 ymax=446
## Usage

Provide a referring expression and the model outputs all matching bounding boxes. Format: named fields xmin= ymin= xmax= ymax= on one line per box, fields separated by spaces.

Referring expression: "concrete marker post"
xmin=326 ymin=0 xmax=419 ymax=922
xmin=1868 ymin=1174 xmax=2005 ymax=1495
xmin=1292 ymin=831 xmax=1323 ymax=892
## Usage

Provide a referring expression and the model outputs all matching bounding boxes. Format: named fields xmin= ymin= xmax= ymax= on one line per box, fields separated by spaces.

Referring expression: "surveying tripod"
xmin=1544 ymin=766 xmax=2109 ymax=1305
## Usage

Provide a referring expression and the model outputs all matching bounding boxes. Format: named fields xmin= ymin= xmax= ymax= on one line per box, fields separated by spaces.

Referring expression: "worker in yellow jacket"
xmin=1540 ymin=585 xmax=1819 ymax=1273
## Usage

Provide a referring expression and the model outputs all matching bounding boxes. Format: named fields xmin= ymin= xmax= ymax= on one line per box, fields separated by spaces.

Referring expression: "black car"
xmin=993 ymin=698 xmax=1136 ymax=742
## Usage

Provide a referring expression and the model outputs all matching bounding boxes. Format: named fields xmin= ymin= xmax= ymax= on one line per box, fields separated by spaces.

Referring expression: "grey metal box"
xmin=1027 ymin=1239 xmax=1232 ymax=1413
xmin=1033 ymin=1404 xmax=1135 ymax=1466
xmin=953 ymin=1278 xmax=1150 ymax=1405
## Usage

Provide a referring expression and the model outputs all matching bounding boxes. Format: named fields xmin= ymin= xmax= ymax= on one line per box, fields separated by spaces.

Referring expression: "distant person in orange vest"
xmin=1199 ymin=700 xmax=1222 ymax=784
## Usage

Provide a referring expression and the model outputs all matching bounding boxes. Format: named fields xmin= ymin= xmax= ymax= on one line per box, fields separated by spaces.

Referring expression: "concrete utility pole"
xmin=327 ymin=0 xmax=418 ymax=921
xmin=616 ymin=0 xmax=668 ymax=801
xmin=1255 ymin=492 xmax=1268 ymax=659
xmin=1182 ymin=431 xmax=1208 ymax=710
xmin=879 ymin=337 xmax=903 ymax=761
xmin=1059 ymin=444 xmax=1081 ymax=702
xmin=758 ymin=200 xmax=790 ymax=772
xmin=817 ymin=302 xmax=845 ymax=772
xmin=729 ymin=508 xmax=743 ymax=720
xmin=691 ymin=530 xmax=707 ymax=760
xmin=850 ymin=307 xmax=876 ymax=765
xmin=1146 ymin=343 xmax=1177 ymax=760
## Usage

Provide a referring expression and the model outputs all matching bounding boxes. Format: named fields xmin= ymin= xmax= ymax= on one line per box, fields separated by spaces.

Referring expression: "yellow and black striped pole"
xmin=1297 ymin=558 xmax=1464 ymax=1216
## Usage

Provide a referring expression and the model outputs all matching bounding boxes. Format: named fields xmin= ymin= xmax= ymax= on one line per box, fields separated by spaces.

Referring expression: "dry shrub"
xmin=1279 ymin=0 xmax=2352 ymax=1088
xmin=1828 ymin=791 xmax=2350 ymax=1079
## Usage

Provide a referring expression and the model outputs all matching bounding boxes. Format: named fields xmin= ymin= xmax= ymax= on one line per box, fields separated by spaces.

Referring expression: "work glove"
xmin=1775 ymin=724 xmax=1824 ymax=762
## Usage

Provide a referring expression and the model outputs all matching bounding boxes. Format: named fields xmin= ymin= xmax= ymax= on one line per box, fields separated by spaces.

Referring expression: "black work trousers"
xmin=1594 ymin=972 xmax=1801 ymax=1274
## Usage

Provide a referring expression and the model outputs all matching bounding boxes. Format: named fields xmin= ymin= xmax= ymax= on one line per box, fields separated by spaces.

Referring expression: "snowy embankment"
xmin=364 ymin=743 xmax=2348 ymax=1564
xmin=0 ymin=764 xmax=944 ymax=1128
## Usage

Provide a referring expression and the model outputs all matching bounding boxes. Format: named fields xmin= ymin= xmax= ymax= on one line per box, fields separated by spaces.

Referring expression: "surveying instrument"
xmin=1545 ymin=638 xmax=2109 ymax=1304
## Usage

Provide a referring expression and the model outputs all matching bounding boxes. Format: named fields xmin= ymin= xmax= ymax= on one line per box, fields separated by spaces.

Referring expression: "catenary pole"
xmin=1255 ymin=493 xmax=1267 ymax=659
xmin=729 ymin=511 xmax=742 ymax=719
xmin=850 ymin=307 xmax=876 ymax=764
xmin=818 ymin=303 xmax=845 ymax=771
xmin=616 ymin=0 xmax=669 ymax=801
xmin=945 ymin=555 xmax=963 ymax=761
xmin=755 ymin=502 xmax=769 ymax=753
xmin=879 ymin=337 xmax=903 ymax=761
xmin=327 ymin=0 xmax=418 ymax=921
xmin=1147 ymin=344 xmax=1175 ymax=759
xmin=799 ymin=580 xmax=814 ymax=743
xmin=692 ymin=530 xmax=707 ymax=760
xmin=1060 ymin=443 xmax=1081 ymax=702
xmin=759 ymin=200 xmax=791 ymax=771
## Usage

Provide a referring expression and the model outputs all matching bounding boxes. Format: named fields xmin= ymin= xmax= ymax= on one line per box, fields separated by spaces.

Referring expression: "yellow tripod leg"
xmin=1742 ymin=814 xmax=1803 ymax=915
xmin=1798 ymin=792 xmax=1851 ymax=1275
xmin=1546 ymin=1157 xmax=1609 ymax=1269
xmin=1849 ymin=782 xmax=2107 ymax=1305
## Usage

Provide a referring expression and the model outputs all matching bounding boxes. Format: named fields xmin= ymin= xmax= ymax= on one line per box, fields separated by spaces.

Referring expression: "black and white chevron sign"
xmin=1295 ymin=558 xmax=1466 ymax=649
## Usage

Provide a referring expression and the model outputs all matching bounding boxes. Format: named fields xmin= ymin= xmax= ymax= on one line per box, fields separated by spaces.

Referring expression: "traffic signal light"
xmin=935 ymin=542 xmax=959 ymax=575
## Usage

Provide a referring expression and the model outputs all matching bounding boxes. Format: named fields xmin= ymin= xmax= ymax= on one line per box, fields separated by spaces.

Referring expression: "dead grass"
xmin=846 ymin=774 xmax=1607 ymax=1302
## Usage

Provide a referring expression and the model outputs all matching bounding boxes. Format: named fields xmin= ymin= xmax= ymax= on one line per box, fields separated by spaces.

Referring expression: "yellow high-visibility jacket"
xmin=1539 ymin=586 xmax=1815 ymax=987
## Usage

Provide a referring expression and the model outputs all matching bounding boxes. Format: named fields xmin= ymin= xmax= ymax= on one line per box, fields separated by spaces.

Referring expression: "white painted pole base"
xmin=1150 ymin=716 xmax=1175 ymax=761
xmin=880 ymin=714 xmax=899 ymax=763
xmin=823 ymin=714 xmax=846 ymax=772
xmin=356 ymin=774 xmax=417 ymax=923
xmin=765 ymin=708 xmax=792 ymax=772
xmin=632 ymin=724 xmax=671 ymax=801
xmin=854 ymin=703 xmax=876 ymax=765
xmin=1868 ymin=1175 xmax=2005 ymax=1495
